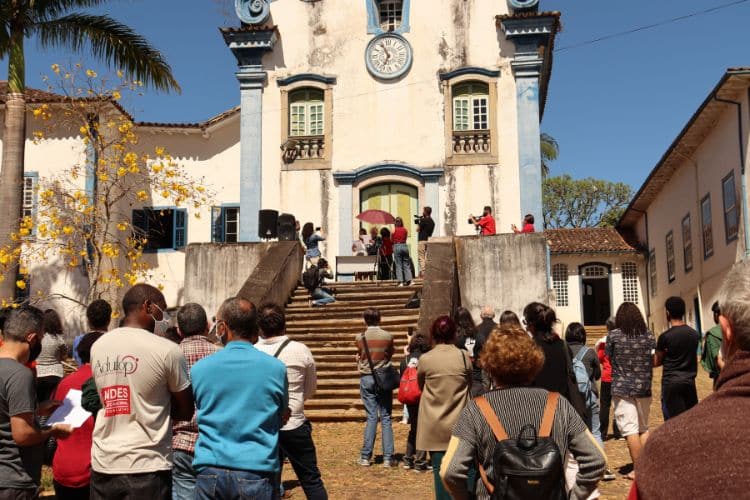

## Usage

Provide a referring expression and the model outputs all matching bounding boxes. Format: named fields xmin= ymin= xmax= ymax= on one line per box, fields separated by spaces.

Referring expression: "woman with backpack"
xmin=417 ymin=316 xmax=471 ymax=500
xmin=440 ymin=327 xmax=606 ymax=500
xmin=565 ymin=323 xmax=603 ymax=444
xmin=399 ymin=333 xmax=431 ymax=471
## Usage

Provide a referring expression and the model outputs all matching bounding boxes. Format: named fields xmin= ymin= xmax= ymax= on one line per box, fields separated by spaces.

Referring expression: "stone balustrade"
xmin=452 ymin=130 xmax=491 ymax=155
xmin=283 ymin=135 xmax=325 ymax=162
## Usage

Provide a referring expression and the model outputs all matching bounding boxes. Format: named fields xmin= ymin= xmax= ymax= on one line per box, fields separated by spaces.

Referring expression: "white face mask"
xmin=151 ymin=304 xmax=171 ymax=336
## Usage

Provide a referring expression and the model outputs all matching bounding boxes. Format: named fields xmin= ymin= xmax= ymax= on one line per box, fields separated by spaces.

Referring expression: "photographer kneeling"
xmin=469 ymin=206 xmax=496 ymax=236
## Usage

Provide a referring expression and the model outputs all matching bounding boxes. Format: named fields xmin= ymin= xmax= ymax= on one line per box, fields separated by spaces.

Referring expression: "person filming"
xmin=415 ymin=207 xmax=435 ymax=277
xmin=469 ymin=206 xmax=496 ymax=236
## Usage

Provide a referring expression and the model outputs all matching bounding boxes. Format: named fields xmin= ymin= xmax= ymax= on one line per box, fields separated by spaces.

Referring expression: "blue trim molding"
xmin=277 ymin=73 xmax=337 ymax=87
xmin=333 ymin=162 xmax=443 ymax=185
xmin=366 ymin=0 xmax=411 ymax=34
xmin=439 ymin=66 xmax=500 ymax=81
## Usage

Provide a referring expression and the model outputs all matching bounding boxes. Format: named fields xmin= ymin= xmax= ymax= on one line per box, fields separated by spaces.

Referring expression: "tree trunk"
xmin=0 ymin=27 xmax=27 ymax=302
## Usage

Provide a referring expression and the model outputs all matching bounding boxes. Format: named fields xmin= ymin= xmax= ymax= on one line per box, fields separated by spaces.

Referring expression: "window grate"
xmin=666 ymin=231 xmax=676 ymax=283
xmin=649 ymin=250 xmax=657 ymax=297
xmin=379 ymin=0 xmax=403 ymax=31
xmin=622 ymin=262 xmax=639 ymax=305
xmin=582 ymin=265 xmax=608 ymax=278
xmin=552 ymin=264 xmax=568 ymax=307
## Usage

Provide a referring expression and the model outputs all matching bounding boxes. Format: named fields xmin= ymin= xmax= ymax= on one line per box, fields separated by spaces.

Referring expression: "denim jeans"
xmin=195 ymin=467 xmax=276 ymax=500
xmin=279 ymin=420 xmax=328 ymax=500
xmin=393 ymin=243 xmax=412 ymax=283
xmin=359 ymin=374 xmax=394 ymax=461
xmin=590 ymin=400 xmax=603 ymax=446
xmin=311 ymin=288 xmax=335 ymax=306
xmin=172 ymin=450 xmax=196 ymax=500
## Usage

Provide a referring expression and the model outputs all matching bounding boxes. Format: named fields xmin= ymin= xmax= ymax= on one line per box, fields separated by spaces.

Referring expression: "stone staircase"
xmin=285 ymin=279 xmax=421 ymax=422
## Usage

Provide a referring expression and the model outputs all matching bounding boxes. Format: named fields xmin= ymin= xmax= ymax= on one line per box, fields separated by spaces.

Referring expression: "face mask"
xmin=151 ymin=304 xmax=171 ymax=336
xmin=28 ymin=339 xmax=42 ymax=362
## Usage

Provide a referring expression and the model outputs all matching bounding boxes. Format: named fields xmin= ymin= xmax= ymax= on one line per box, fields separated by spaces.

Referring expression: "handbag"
xmin=362 ymin=335 xmax=400 ymax=393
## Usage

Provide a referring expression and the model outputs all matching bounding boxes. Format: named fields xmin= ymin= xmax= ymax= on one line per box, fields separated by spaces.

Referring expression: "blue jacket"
xmin=191 ymin=341 xmax=288 ymax=473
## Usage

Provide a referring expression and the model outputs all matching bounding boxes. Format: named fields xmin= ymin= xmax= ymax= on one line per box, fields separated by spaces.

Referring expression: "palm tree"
xmin=0 ymin=0 xmax=180 ymax=300
xmin=540 ymin=132 xmax=559 ymax=178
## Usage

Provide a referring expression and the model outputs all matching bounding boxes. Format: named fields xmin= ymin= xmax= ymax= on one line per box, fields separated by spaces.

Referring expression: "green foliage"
xmin=540 ymin=133 xmax=559 ymax=178
xmin=543 ymin=174 xmax=633 ymax=229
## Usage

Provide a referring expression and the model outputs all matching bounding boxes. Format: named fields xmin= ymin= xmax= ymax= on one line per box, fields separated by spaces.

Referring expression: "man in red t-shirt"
xmin=52 ymin=332 xmax=103 ymax=498
xmin=469 ymin=206 xmax=496 ymax=236
xmin=512 ymin=214 xmax=536 ymax=234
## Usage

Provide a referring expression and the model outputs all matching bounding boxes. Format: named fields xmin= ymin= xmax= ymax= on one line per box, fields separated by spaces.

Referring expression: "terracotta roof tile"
xmin=0 ymin=82 xmax=62 ymax=103
xmin=545 ymin=227 xmax=640 ymax=255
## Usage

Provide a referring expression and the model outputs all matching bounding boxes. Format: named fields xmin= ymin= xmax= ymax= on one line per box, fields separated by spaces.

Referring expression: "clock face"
xmin=365 ymin=34 xmax=413 ymax=80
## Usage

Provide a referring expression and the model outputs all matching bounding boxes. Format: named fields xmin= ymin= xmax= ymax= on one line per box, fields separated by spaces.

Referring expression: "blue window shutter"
xmin=173 ymin=209 xmax=187 ymax=249
xmin=211 ymin=206 xmax=224 ymax=243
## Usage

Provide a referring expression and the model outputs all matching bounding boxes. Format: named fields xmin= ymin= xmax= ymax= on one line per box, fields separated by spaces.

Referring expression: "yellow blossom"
xmin=136 ymin=191 xmax=148 ymax=201
xmin=155 ymin=147 xmax=165 ymax=156
xmin=51 ymin=64 xmax=60 ymax=74
xmin=86 ymin=69 xmax=97 ymax=78
xmin=117 ymin=222 xmax=128 ymax=231
xmin=112 ymin=90 xmax=122 ymax=100
xmin=15 ymin=280 xmax=26 ymax=290
xmin=62 ymin=226 xmax=74 ymax=235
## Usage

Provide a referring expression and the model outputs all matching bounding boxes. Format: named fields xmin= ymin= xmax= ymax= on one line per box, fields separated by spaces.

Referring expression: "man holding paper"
xmin=0 ymin=306 xmax=73 ymax=499
xmin=51 ymin=332 xmax=103 ymax=499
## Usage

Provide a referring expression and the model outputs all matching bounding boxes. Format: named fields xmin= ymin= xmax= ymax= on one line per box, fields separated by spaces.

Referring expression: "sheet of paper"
xmin=46 ymin=389 xmax=92 ymax=429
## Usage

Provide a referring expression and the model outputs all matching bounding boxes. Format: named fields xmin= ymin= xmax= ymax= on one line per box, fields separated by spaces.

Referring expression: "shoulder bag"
xmin=362 ymin=335 xmax=400 ymax=393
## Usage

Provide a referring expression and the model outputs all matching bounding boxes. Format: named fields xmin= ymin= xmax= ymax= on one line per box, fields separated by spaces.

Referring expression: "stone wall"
xmin=455 ymin=233 xmax=550 ymax=319
xmin=416 ymin=239 xmax=460 ymax=339
xmin=183 ymin=242 xmax=275 ymax=316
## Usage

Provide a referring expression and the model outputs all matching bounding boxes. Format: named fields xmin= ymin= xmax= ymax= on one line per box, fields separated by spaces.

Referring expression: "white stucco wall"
xmin=627 ymin=86 xmax=749 ymax=335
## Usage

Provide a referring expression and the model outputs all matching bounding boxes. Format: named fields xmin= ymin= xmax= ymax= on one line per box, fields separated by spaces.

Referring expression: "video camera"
xmin=468 ymin=211 xmax=483 ymax=224
xmin=413 ymin=214 xmax=422 ymax=225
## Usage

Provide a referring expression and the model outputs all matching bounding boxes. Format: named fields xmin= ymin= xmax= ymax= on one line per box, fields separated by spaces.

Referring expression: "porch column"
xmin=337 ymin=183 xmax=353 ymax=257
xmin=222 ymin=27 xmax=277 ymax=242
xmin=499 ymin=14 xmax=559 ymax=226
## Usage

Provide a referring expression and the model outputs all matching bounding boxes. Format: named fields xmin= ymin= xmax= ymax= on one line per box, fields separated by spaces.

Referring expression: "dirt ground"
xmin=41 ymin=368 xmax=713 ymax=499
xmin=285 ymin=368 xmax=714 ymax=500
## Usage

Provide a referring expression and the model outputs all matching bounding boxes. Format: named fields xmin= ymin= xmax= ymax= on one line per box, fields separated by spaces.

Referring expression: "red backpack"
xmin=397 ymin=365 xmax=421 ymax=405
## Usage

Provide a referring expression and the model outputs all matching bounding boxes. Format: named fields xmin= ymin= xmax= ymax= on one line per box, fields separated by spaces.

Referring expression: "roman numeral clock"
xmin=365 ymin=33 xmax=413 ymax=80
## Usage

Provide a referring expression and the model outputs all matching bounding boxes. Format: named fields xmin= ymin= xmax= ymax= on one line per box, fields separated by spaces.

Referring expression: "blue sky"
xmin=3 ymin=0 xmax=750 ymax=189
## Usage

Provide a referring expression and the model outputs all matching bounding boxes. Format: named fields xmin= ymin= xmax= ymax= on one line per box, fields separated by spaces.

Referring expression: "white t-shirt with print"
xmin=90 ymin=327 xmax=190 ymax=473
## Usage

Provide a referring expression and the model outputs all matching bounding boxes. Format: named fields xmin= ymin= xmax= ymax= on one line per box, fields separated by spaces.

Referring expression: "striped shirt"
xmin=356 ymin=327 xmax=394 ymax=375
xmin=441 ymin=387 xmax=605 ymax=499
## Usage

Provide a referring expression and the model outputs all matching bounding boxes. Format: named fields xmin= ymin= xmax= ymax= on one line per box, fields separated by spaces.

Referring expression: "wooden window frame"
xmin=666 ymin=231 xmax=676 ymax=283
xmin=701 ymin=193 xmax=714 ymax=260
xmin=443 ymin=74 xmax=498 ymax=166
xmin=132 ymin=207 xmax=188 ymax=252
xmin=682 ymin=213 xmax=693 ymax=273
xmin=280 ymin=80 xmax=333 ymax=170
xmin=722 ymin=171 xmax=739 ymax=244
xmin=649 ymin=249 xmax=657 ymax=297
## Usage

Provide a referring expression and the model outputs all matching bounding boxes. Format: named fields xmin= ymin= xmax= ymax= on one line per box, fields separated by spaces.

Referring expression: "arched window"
xmin=622 ymin=261 xmax=639 ymax=304
xmin=581 ymin=264 xmax=609 ymax=278
xmin=379 ymin=0 xmax=403 ymax=31
xmin=552 ymin=263 xmax=569 ymax=307
xmin=289 ymin=88 xmax=324 ymax=137
xmin=452 ymin=82 xmax=489 ymax=132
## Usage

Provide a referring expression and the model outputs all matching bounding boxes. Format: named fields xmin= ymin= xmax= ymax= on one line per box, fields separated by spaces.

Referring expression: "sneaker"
xmin=413 ymin=464 xmax=430 ymax=473
xmin=603 ymin=468 xmax=616 ymax=481
xmin=357 ymin=458 xmax=371 ymax=466
xmin=397 ymin=283 xmax=405 ymax=287
xmin=382 ymin=459 xmax=394 ymax=468
xmin=402 ymin=460 xmax=413 ymax=470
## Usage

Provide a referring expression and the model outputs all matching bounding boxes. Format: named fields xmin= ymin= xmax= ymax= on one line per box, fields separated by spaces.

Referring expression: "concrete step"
xmin=305 ymin=398 xmax=403 ymax=411
xmin=286 ymin=321 xmax=417 ymax=334
xmin=285 ymin=304 xmax=412 ymax=319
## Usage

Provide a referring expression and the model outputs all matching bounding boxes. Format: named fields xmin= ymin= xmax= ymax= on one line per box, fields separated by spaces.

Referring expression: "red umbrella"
xmin=356 ymin=209 xmax=396 ymax=225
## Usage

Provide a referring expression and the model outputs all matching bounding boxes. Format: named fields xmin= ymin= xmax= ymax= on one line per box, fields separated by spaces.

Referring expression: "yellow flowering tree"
xmin=1 ymin=66 xmax=211 ymax=308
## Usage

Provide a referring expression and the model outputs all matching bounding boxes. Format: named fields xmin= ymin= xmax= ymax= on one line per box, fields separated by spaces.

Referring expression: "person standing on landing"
xmin=255 ymin=303 xmax=328 ymax=500
xmin=416 ymin=206 xmax=435 ymax=277
xmin=392 ymin=217 xmax=413 ymax=286
xmin=89 ymin=284 xmax=194 ymax=500
xmin=355 ymin=308 xmax=395 ymax=467
xmin=511 ymin=213 xmax=536 ymax=234
xmin=653 ymin=297 xmax=700 ymax=420
xmin=469 ymin=206 xmax=496 ymax=236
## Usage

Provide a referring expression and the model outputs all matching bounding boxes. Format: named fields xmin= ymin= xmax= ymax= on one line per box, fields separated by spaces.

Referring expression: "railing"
xmin=452 ymin=130 xmax=491 ymax=155
xmin=283 ymin=135 xmax=325 ymax=163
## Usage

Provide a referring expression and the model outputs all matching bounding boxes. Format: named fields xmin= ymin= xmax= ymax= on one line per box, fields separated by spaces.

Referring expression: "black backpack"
xmin=476 ymin=392 xmax=566 ymax=500
xmin=302 ymin=266 xmax=319 ymax=292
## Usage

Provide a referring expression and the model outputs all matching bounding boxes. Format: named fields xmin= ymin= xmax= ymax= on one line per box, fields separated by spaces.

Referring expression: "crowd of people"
xmin=355 ymin=259 xmax=750 ymax=499
xmin=0 ymin=258 xmax=748 ymax=499
xmin=0 ymin=284 xmax=327 ymax=500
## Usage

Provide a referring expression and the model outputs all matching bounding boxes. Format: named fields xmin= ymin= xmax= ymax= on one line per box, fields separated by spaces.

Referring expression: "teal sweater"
xmin=191 ymin=342 xmax=288 ymax=473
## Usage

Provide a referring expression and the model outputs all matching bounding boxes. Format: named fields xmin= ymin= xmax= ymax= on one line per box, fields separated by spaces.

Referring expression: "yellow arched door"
xmin=360 ymin=183 xmax=419 ymax=273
